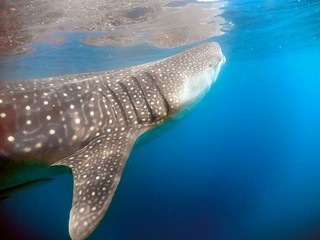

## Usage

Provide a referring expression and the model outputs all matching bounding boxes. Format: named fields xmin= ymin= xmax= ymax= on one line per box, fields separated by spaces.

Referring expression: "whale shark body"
xmin=0 ymin=42 xmax=225 ymax=240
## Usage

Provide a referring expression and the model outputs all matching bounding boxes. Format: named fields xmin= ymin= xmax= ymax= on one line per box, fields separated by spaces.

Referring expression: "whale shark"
xmin=0 ymin=42 xmax=225 ymax=240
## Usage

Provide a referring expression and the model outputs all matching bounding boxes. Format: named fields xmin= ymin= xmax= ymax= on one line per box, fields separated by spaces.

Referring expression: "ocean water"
xmin=1 ymin=1 xmax=320 ymax=240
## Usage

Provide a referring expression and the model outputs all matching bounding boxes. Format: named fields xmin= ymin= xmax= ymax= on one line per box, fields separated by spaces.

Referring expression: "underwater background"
xmin=1 ymin=0 xmax=320 ymax=239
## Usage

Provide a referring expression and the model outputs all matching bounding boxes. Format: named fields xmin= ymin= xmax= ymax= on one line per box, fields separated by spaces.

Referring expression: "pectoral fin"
xmin=53 ymin=131 xmax=138 ymax=240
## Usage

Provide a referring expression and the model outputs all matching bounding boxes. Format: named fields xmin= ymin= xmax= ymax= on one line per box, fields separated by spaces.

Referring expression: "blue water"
xmin=1 ymin=1 xmax=320 ymax=240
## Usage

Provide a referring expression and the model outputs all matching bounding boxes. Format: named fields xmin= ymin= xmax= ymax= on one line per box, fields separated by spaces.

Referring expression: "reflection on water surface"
xmin=0 ymin=0 xmax=226 ymax=56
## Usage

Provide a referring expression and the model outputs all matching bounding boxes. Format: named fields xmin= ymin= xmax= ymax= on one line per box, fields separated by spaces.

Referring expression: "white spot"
xmin=43 ymin=101 xmax=48 ymax=105
xmin=25 ymin=105 xmax=31 ymax=110
xmin=0 ymin=113 xmax=6 ymax=118
xmin=90 ymin=111 xmax=94 ymax=116
xmin=35 ymin=142 xmax=42 ymax=148
xmin=0 ymin=99 xmax=2 ymax=104
xmin=80 ymin=207 xmax=85 ymax=213
xmin=26 ymin=120 xmax=32 ymax=125
xmin=72 ymin=135 xmax=77 ymax=141
xmin=46 ymin=115 xmax=51 ymax=120
xmin=75 ymin=118 xmax=81 ymax=124
xmin=23 ymin=147 xmax=32 ymax=152
xmin=49 ymin=129 xmax=56 ymax=135
xmin=8 ymin=136 xmax=15 ymax=142
xmin=70 ymin=104 xmax=75 ymax=109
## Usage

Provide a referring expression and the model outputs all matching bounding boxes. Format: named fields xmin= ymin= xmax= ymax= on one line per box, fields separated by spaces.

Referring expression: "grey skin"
xmin=0 ymin=42 xmax=225 ymax=240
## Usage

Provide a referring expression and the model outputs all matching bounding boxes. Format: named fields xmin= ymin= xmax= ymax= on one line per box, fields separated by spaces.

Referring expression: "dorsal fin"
xmin=53 ymin=130 xmax=140 ymax=240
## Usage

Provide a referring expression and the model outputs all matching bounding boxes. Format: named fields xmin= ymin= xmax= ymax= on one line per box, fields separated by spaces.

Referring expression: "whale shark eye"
xmin=209 ymin=64 xmax=214 ymax=67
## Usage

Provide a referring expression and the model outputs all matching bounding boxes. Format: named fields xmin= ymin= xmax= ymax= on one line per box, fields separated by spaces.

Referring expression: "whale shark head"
xmin=149 ymin=42 xmax=226 ymax=114
xmin=179 ymin=42 xmax=225 ymax=106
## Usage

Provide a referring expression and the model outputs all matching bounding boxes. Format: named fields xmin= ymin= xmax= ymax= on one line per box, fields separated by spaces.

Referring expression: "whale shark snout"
xmin=175 ymin=42 xmax=226 ymax=108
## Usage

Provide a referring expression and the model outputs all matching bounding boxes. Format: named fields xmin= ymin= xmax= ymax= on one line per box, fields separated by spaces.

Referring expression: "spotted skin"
xmin=0 ymin=42 xmax=225 ymax=240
